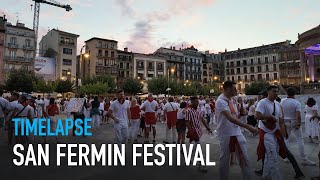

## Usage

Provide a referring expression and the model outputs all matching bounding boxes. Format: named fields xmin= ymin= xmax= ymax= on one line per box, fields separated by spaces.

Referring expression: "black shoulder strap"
xmin=272 ymin=102 xmax=276 ymax=116
xmin=16 ymin=106 xmax=27 ymax=117
xmin=169 ymin=102 xmax=175 ymax=111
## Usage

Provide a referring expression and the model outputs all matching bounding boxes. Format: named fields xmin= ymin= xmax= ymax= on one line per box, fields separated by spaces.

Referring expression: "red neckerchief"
xmin=118 ymin=98 xmax=125 ymax=104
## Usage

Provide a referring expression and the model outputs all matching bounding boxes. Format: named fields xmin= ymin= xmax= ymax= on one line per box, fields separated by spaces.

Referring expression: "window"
xmin=250 ymin=75 xmax=255 ymax=81
xmin=237 ymin=61 xmax=240 ymax=66
xmin=238 ymin=76 xmax=241 ymax=80
xmin=10 ymin=50 xmax=16 ymax=58
xmin=63 ymin=59 xmax=72 ymax=66
xmin=250 ymin=59 xmax=253 ymax=65
xmin=250 ymin=67 xmax=254 ymax=73
xmin=244 ymin=75 xmax=247 ymax=81
xmin=274 ymin=73 xmax=278 ymax=79
xmin=243 ymin=60 xmax=247 ymax=65
xmin=98 ymin=59 xmax=103 ymax=65
xmin=158 ymin=63 xmax=163 ymax=70
xmin=148 ymin=62 xmax=153 ymax=69
xmin=258 ymin=74 xmax=262 ymax=80
xmin=120 ymin=63 xmax=123 ymax=68
xmin=266 ymin=74 xmax=270 ymax=80
xmin=138 ymin=61 xmax=144 ymax=68
xmin=266 ymin=65 xmax=269 ymax=71
xmin=111 ymin=51 xmax=115 ymax=58
xmin=244 ymin=67 xmax=247 ymax=73
xmin=232 ymin=76 xmax=234 ymax=81
xmin=24 ymin=52 xmax=31 ymax=59
xmin=105 ymin=50 xmax=108 ymax=57
xmin=265 ymin=57 xmax=268 ymax=63
xmin=227 ymin=62 xmax=229 ymax=67
xmin=62 ymin=70 xmax=70 ymax=76
xmin=273 ymin=64 xmax=277 ymax=71
xmin=25 ymin=39 xmax=31 ymax=47
xmin=258 ymin=66 xmax=261 ymax=72
xmin=237 ymin=68 xmax=240 ymax=74
xmin=258 ymin=58 xmax=261 ymax=64
xmin=273 ymin=56 xmax=276 ymax=62
xmin=98 ymin=50 xmax=102 ymax=56
xmin=63 ymin=48 xmax=72 ymax=55
xmin=10 ymin=37 xmax=17 ymax=45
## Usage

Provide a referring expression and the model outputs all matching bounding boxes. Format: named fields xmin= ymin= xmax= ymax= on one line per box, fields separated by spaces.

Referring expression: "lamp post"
xmin=76 ymin=44 xmax=89 ymax=94
xmin=166 ymin=67 xmax=175 ymax=97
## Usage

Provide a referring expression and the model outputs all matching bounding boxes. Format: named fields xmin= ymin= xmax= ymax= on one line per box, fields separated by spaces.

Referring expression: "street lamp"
xmin=76 ymin=44 xmax=89 ymax=94
xmin=166 ymin=67 xmax=175 ymax=97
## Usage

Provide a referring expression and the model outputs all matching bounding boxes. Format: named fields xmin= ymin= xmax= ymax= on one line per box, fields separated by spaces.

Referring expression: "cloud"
xmin=115 ymin=0 xmax=216 ymax=53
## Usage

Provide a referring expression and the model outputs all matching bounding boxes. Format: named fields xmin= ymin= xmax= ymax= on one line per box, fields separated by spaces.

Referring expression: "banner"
xmin=34 ymin=57 xmax=56 ymax=81
xmin=66 ymin=98 xmax=85 ymax=113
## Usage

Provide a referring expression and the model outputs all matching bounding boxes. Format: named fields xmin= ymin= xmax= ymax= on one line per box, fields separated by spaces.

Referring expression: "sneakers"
xmin=301 ymin=158 xmax=316 ymax=166
xmin=283 ymin=158 xmax=290 ymax=163
xmin=254 ymin=169 xmax=263 ymax=176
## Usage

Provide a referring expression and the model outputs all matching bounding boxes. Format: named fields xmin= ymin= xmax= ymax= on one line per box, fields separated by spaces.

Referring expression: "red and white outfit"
xmin=163 ymin=102 xmax=178 ymax=143
xmin=141 ymin=99 xmax=158 ymax=128
xmin=129 ymin=105 xmax=141 ymax=140
xmin=215 ymin=94 xmax=252 ymax=180
xmin=186 ymin=108 xmax=203 ymax=142
xmin=256 ymin=98 xmax=286 ymax=180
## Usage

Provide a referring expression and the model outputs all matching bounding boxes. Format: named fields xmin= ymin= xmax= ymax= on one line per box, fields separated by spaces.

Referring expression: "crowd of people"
xmin=1 ymin=80 xmax=320 ymax=179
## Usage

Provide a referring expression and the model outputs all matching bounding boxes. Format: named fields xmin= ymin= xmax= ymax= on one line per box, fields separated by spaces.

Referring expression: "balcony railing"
xmin=4 ymin=56 xmax=33 ymax=62
xmin=23 ymin=45 xmax=34 ymax=50
xmin=60 ymin=40 xmax=75 ymax=46
xmin=6 ymin=43 xmax=19 ymax=48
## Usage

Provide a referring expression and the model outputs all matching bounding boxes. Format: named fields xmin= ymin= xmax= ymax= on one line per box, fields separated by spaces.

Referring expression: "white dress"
xmin=304 ymin=105 xmax=319 ymax=137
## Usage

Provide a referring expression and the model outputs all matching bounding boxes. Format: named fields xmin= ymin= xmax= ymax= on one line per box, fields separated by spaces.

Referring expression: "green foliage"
xmin=121 ymin=78 xmax=143 ymax=95
xmin=80 ymin=82 xmax=110 ymax=95
xmin=245 ymin=81 xmax=270 ymax=95
xmin=147 ymin=76 xmax=170 ymax=95
xmin=55 ymin=78 xmax=74 ymax=94
xmin=33 ymin=78 xmax=56 ymax=94
xmin=83 ymin=75 xmax=116 ymax=93
xmin=5 ymin=69 xmax=36 ymax=93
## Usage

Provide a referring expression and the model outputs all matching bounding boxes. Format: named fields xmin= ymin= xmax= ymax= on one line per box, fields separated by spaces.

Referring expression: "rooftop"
xmin=85 ymin=37 xmax=117 ymax=43
xmin=52 ymin=29 xmax=79 ymax=37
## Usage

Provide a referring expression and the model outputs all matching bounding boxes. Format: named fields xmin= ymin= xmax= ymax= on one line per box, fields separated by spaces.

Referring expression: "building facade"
xmin=39 ymin=29 xmax=79 ymax=81
xmin=182 ymin=46 xmax=203 ymax=82
xmin=133 ymin=53 xmax=167 ymax=81
xmin=3 ymin=21 xmax=35 ymax=80
xmin=84 ymin=37 xmax=118 ymax=79
xmin=296 ymin=25 xmax=320 ymax=94
xmin=0 ymin=16 xmax=6 ymax=84
xmin=221 ymin=41 xmax=291 ymax=91
xmin=117 ymin=47 xmax=134 ymax=86
xmin=278 ymin=44 xmax=301 ymax=86
xmin=154 ymin=47 xmax=185 ymax=81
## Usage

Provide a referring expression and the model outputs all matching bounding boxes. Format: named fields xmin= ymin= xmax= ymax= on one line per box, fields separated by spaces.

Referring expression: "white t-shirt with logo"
xmin=256 ymin=98 xmax=282 ymax=133
xmin=280 ymin=97 xmax=301 ymax=122
xmin=215 ymin=94 xmax=242 ymax=137
xmin=109 ymin=99 xmax=130 ymax=126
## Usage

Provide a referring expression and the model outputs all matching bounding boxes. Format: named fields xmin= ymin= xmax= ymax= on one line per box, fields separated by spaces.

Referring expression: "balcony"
xmin=23 ymin=45 xmax=34 ymax=50
xmin=4 ymin=56 xmax=33 ymax=62
xmin=60 ymin=40 xmax=75 ymax=46
xmin=137 ymin=66 xmax=144 ymax=70
xmin=148 ymin=66 xmax=154 ymax=70
xmin=6 ymin=43 xmax=19 ymax=49
xmin=157 ymin=68 xmax=164 ymax=71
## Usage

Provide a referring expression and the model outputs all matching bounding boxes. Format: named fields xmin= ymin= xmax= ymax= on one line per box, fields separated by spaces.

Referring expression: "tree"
xmin=5 ymin=69 xmax=35 ymax=93
xmin=80 ymin=82 xmax=110 ymax=95
xmin=245 ymin=81 xmax=270 ymax=95
xmin=147 ymin=77 xmax=168 ymax=95
xmin=121 ymin=78 xmax=143 ymax=95
xmin=33 ymin=78 xmax=56 ymax=95
xmin=55 ymin=78 xmax=74 ymax=95
xmin=83 ymin=75 xmax=116 ymax=93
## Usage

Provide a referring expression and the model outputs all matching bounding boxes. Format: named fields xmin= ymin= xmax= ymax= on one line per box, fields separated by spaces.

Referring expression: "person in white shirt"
xmin=0 ymin=90 xmax=9 ymax=129
xmin=163 ymin=97 xmax=178 ymax=144
xmin=216 ymin=81 xmax=258 ymax=180
xmin=255 ymin=85 xmax=304 ymax=179
xmin=35 ymin=95 xmax=44 ymax=118
xmin=204 ymin=99 xmax=212 ymax=125
xmin=108 ymin=89 xmax=131 ymax=145
xmin=281 ymin=87 xmax=315 ymax=166
xmin=246 ymin=99 xmax=257 ymax=127
xmin=141 ymin=93 xmax=158 ymax=143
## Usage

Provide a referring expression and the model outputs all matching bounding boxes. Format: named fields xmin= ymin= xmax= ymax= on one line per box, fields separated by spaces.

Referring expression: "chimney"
xmin=225 ymin=48 xmax=227 ymax=52
xmin=124 ymin=47 xmax=128 ymax=52
xmin=173 ymin=46 xmax=176 ymax=50
xmin=205 ymin=50 xmax=209 ymax=55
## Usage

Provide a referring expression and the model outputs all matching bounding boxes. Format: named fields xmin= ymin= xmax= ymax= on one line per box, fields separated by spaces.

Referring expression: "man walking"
xmin=141 ymin=94 xmax=158 ymax=143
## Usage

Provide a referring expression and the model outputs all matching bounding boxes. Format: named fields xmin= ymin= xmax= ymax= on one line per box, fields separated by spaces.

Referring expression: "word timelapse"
xmin=13 ymin=144 xmax=216 ymax=166
xmin=12 ymin=118 xmax=92 ymax=136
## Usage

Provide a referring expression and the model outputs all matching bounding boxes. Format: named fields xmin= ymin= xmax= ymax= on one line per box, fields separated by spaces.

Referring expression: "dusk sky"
xmin=1 ymin=0 xmax=319 ymax=54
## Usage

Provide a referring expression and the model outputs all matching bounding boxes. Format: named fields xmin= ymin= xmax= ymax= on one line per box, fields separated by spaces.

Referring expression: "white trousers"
xmin=218 ymin=134 xmax=252 ymax=180
xmin=91 ymin=114 xmax=100 ymax=129
xmin=48 ymin=116 xmax=57 ymax=132
xmin=114 ymin=123 xmax=128 ymax=145
xmin=129 ymin=119 xmax=140 ymax=139
xmin=263 ymin=133 xmax=282 ymax=180
xmin=285 ymin=121 xmax=307 ymax=160
xmin=310 ymin=120 xmax=319 ymax=138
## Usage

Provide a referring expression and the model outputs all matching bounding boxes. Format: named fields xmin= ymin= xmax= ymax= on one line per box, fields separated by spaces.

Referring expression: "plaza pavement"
xmin=0 ymin=112 xmax=319 ymax=180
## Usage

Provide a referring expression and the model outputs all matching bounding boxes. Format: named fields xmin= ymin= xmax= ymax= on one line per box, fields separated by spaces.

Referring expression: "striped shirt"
xmin=186 ymin=108 xmax=203 ymax=138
